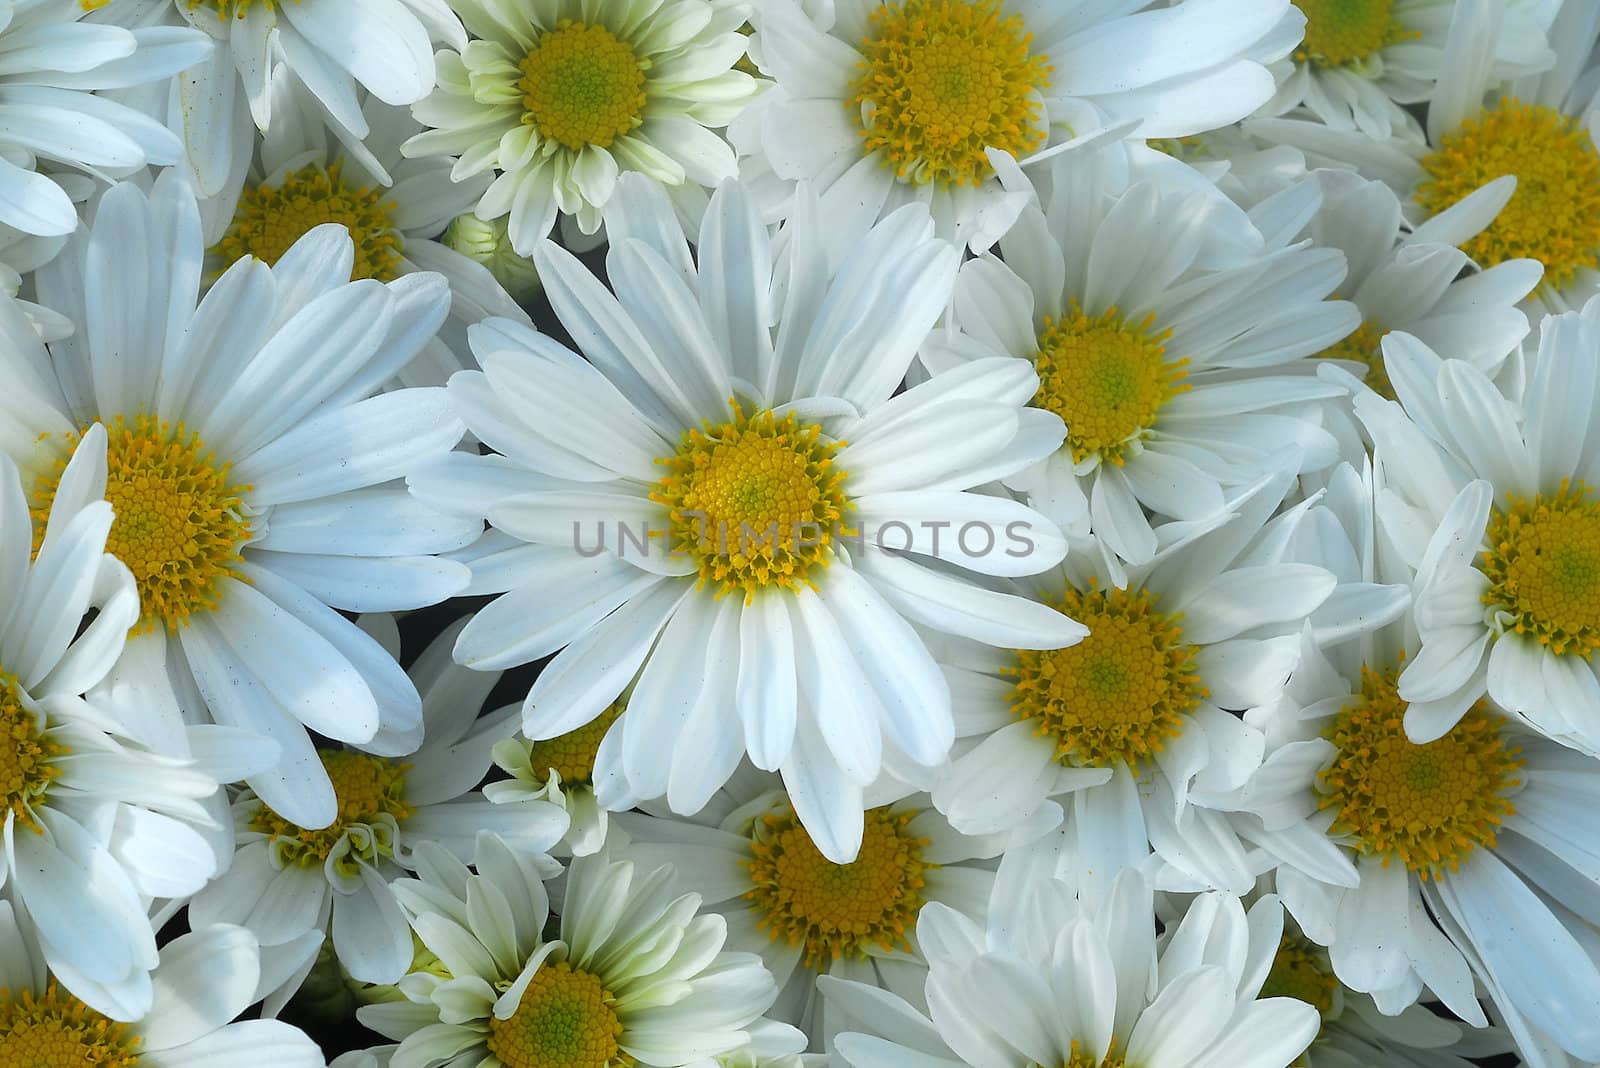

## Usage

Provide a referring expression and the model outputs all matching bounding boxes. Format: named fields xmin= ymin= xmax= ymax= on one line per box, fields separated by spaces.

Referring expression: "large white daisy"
xmin=733 ymin=0 xmax=1304 ymax=252
xmin=410 ymin=176 xmax=1081 ymax=863
xmin=403 ymin=0 xmax=761 ymax=253
xmin=3 ymin=171 xmax=476 ymax=831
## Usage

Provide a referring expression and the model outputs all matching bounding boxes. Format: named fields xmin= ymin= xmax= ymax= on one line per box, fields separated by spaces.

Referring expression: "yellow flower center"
xmin=1418 ymin=99 xmax=1600 ymax=291
xmin=250 ymin=749 xmax=412 ymax=869
xmin=744 ymin=805 xmax=931 ymax=966
xmin=1319 ymin=319 xmax=1392 ymax=398
xmin=1482 ymin=480 xmax=1600 ymax=657
xmin=1260 ymin=935 xmax=1337 ymax=1018
xmin=213 ymin=163 xmax=402 ymax=282
xmin=651 ymin=402 xmax=853 ymax=601
xmin=486 ymin=961 xmax=629 ymax=1068
xmin=0 ymin=672 xmax=63 ymax=835
xmin=187 ymin=0 xmax=290 ymax=17
xmin=1293 ymin=0 xmax=1415 ymax=68
xmin=851 ymin=0 xmax=1052 ymax=188
xmin=1005 ymin=585 xmax=1204 ymax=768
xmin=1032 ymin=305 xmax=1186 ymax=466
xmin=518 ymin=21 xmax=647 ymax=151
xmin=1030 ymin=1041 xmax=1127 ymax=1068
xmin=525 ymin=702 xmax=624 ymax=786
xmin=30 ymin=416 xmax=251 ymax=633
xmin=0 ymin=983 xmax=141 ymax=1067
xmin=1318 ymin=665 xmax=1522 ymax=878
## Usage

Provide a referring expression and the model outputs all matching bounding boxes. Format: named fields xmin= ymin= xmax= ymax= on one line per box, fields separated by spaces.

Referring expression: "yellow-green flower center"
xmin=1006 ymin=586 xmax=1204 ymax=768
xmin=652 ymin=402 xmax=852 ymax=601
xmin=524 ymin=703 xmax=624 ymax=786
xmin=31 ymin=416 xmax=251 ymax=633
xmin=1293 ymin=0 xmax=1415 ymax=68
xmin=1318 ymin=666 xmax=1522 ymax=878
xmin=744 ymin=805 xmax=931 ymax=966
xmin=1482 ymin=480 xmax=1600 ymax=657
xmin=1029 ymin=1042 xmax=1127 ymax=1068
xmin=518 ymin=21 xmax=647 ymax=151
xmin=1418 ymin=99 xmax=1600 ymax=290
xmin=486 ymin=961 xmax=629 ymax=1068
xmin=1261 ymin=935 xmax=1338 ymax=1017
xmin=1318 ymin=319 xmax=1392 ymax=398
xmin=214 ymin=163 xmax=401 ymax=282
xmin=187 ymin=0 xmax=291 ymax=17
xmin=251 ymin=749 xmax=412 ymax=870
xmin=0 ymin=983 xmax=141 ymax=1067
xmin=1032 ymin=305 xmax=1186 ymax=465
xmin=0 ymin=672 xmax=63 ymax=835
xmin=852 ymin=0 xmax=1052 ymax=188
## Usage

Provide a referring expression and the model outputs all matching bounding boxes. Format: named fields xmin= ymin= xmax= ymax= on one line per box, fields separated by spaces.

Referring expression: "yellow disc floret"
xmin=30 ymin=416 xmax=251 ymax=633
xmin=251 ymin=749 xmax=411 ymax=870
xmin=1030 ymin=1041 xmax=1127 ymax=1068
xmin=525 ymin=702 xmax=625 ymax=785
xmin=744 ymin=805 xmax=931 ymax=966
xmin=0 ymin=672 xmax=64 ymax=835
xmin=0 ymin=983 xmax=141 ymax=1067
xmin=652 ymin=401 xmax=853 ymax=601
xmin=1482 ymin=480 xmax=1600 ymax=656
xmin=1318 ymin=319 xmax=1392 ymax=399
xmin=213 ymin=163 xmax=402 ymax=282
xmin=1418 ymin=99 xmax=1600 ymax=290
xmin=1293 ymin=0 xmax=1415 ymax=68
xmin=486 ymin=960 xmax=629 ymax=1068
xmin=852 ymin=0 xmax=1052 ymax=188
xmin=519 ymin=21 xmax=648 ymax=151
xmin=1006 ymin=585 xmax=1204 ymax=768
xmin=1032 ymin=305 xmax=1186 ymax=465
xmin=1318 ymin=666 xmax=1522 ymax=878
xmin=188 ymin=0 xmax=289 ymax=17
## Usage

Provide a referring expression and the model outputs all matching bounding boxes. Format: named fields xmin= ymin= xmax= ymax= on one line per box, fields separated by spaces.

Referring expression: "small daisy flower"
xmin=733 ymin=0 xmax=1303 ymax=251
xmin=3 ymin=172 xmax=477 ymax=832
xmin=410 ymin=176 xmax=1080 ymax=864
xmin=0 ymin=902 xmax=323 ymax=1066
xmin=361 ymin=836 xmax=780 ymax=1068
xmin=0 ymin=0 xmax=208 ymax=236
xmin=404 ymin=0 xmax=761 ymax=252
xmin=823 ymin=868 xmax=1321 ymax=1068
xmin=938 ymin=140 xmax=1360 ymax=574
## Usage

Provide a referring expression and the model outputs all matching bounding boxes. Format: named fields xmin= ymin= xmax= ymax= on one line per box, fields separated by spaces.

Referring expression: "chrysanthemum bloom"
xmin=823 ymin=868 xmax=1321 ymax=1068
xmin=0 ymin=0 xmax=207 ymax=236
xmin=0 ymin=902 xmax=323 ymax=1065
xmin=732 ymin=0 xmax=1303 ymax=252
xmin=939 ymin=140 xmax=1360 ymax=575
xmin=0 ymin=172 xmax=476 ymax=831
xmin=411 ymin=176 xmax=1082 ymax=863
xmin=360 ymin=837 xmax=781 ymax=1068
xmin=403 ymin=0 xmax=761 ymax=252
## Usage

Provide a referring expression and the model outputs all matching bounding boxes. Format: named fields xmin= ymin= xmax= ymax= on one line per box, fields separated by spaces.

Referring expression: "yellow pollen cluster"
xmin=213 ymin=163 xmax=402 ymax=282
xmin=519 ymin=21 xmax=648 ymax=151
xmin=1418 ymin=99 xmax=1600 ymax=290
xmin=250 ymin=749 xmax=412 ymax=867
xmin=1481 ymin=480 xmax=1600 ymax=656
xmin=1260 ymin=935 xmax=1338 ymax=1018
xmin=188 ymin=0 xmax=291 ymax=17
xmin=486 ymin=961 xmax=629 ymax=1068
xmin=1029 ymin=1040 xmax=1127 ymax=1068
xmin=652 ymin=401 xmax=853 ymax=601
xmin=1318 ymin=666 xmax=1522 ymax=878
xmin=1318 ymin=319 xmax=1392 ymax=399
xmin=1293 ymin=0 xmax=1415 ymax=68
xmin=30 ymin=416 xmax=250 ymax=633
xmin=0 ymin=672 xmax=63 ymax=836
xmin=744 ymin=806 xmax=932 ymax=966
xmin=1032 ymin=305 xmax=1186 ymax=465
xmin=852 ymin=0 xmax=1052 ymax=188
xmin=526 ymin=702 xmax=624 ymax=785
xmin=0 ymin=982 xmax=141 ymax=1067
xmin=1006 ymin=585 xmax=1205 ymax=769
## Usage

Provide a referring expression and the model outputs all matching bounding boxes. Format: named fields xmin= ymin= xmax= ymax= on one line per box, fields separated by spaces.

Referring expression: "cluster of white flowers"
xmin=1 ymin=1 xmax=1598 ymax=1066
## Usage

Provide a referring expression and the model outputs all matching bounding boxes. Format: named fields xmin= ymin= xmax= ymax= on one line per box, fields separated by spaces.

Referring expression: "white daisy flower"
xmin=733 ymin=0 xmax=1304 ymax=252
xmin=360 ymin=836 xmax=780 ymax=1068
xmin=0 ymin=0 xmax=208 ymax=237
xmin=403 ymin=0 xmax=761 ymax=253
xmin=612 ymin=764 xmax=1037 ymax=1047
xmin=0 ymin=902 xmax=323 ymax=1066
xmin=410 ymin=176 xmax=1081 ymax=864
xmin=937 ymin=140 xmax=1359 ymax=574
xmin=823 ymin=867 xmax=1321 ymax=1068
xmin=1258 ymin=0 xmax=1555 ymax=141
xmin=933 ymin=467 xmax=1408 ymax=897
xmin=2 ymin=171 xmax=477 ymax=832
xmin=189 ymin=615 xmax=569 ymax=998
